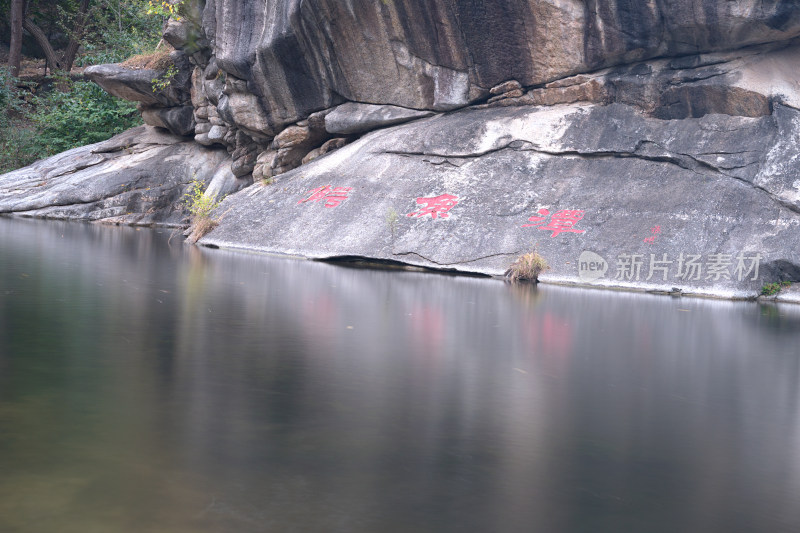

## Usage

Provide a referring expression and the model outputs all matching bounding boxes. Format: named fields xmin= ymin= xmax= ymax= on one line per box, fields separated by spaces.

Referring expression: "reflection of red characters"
xmin=524 ymin=313 xmax=573 ymax=364
xmin=298 ymin=185 xmax=353 ymax=208
xmin=523 ymin=208 xmax=586 ymax=237
xmin=406 ymin=194 xmax=459 ymax=219
xmin=409 ymin=306 xmax=445 ymax=366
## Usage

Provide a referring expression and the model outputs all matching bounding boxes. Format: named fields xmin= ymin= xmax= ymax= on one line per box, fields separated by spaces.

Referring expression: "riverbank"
xmin=3 ymin=1 xmax=800 ymax=304
xmin=2 ymin=99 xmax=800 ymax=303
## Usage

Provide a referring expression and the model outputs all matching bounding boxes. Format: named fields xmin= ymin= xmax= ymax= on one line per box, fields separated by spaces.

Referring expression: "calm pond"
xmin=1 ymin=218 xmax=799 ymax=533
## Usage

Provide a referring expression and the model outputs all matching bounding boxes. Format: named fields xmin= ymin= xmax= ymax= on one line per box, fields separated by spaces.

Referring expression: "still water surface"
xmin=1 ymin=218 xmax=799 ymax=533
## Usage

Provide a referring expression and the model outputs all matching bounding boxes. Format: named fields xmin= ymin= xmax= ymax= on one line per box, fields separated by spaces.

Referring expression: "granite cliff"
xmin=1 ymin=0 xmax=799 ymax=300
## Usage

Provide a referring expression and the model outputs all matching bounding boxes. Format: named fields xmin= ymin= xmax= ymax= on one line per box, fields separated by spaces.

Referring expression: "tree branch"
xmin=60 ymin=0 xmax=92 ymax=73
xmin=22 ymin=17 xmax=63 ymax=71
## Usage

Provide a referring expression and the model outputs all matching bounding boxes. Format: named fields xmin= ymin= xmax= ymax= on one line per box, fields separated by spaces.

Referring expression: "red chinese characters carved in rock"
xmin=406 ymin=194 xmax=460 ymax=219
xmin=643 ymin=225 xmax=661 ymax=244
xmin=297 ymin=185 xmax=353 ymax=208
xmin=523 ymin=208 xmax=586 ymax=238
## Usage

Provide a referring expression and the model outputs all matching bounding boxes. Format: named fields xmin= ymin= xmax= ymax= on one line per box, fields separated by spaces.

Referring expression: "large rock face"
xmin=201 ymin=101 xmax=800 ymax=300
xmin=195 ymin=0 xmax=800 ymax=132
xmin=166 ymin=0 xmax=800 ymax=183
xmin=2 ymin=0 xmax=800 ymax=300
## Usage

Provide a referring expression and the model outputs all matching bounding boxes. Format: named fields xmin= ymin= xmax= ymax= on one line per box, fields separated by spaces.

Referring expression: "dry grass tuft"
xmin=187 ymin=217 xmax=218 ymax=243
xmin=505 ymin=251 xmax=550 ymax=283
xmin=120 ymin=46 xmax=174 ymax=70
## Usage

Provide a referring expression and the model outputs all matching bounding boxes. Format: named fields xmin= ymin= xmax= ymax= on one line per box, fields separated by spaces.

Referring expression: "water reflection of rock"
xmin=1 ymin=219 xmax=799 ymax=532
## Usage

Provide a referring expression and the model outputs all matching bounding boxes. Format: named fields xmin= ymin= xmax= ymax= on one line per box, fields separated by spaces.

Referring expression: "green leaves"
xmin=151 ymin=64 xmax=178 ymax=93
xmin=761 ymin=281 xmax=792 ymax=296
xmin=184 ymin=178 xmax=222 ymax=219
xmin=32 ymin=80 xmax=142 ymax=153
xmin=146 ymin=0 xmax=186 ymax=21
xmin=1 ymin=1 xmax=161 ymax=173
xmin=77 ymin=0 xmax=164 ymax=67
xmin=1 ymin=75 xmax=142 ymax=173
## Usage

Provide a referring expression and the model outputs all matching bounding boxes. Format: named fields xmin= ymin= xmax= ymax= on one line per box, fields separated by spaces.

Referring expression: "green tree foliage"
xmin=2 ymin=69 xmax=141 ymax=173
xmin=78 ymin=0 xmax=165 ymax=65
xmin=0 ymin=66 xmax=48 ymax=172
xmin=1 ymin=1 xmax=166 ymax=173
xmin=33 ymin=78 xmax=142 ymax=153
xmin=2 ymin=1 xmax=164 ymax=68
xmin=145 ymin=0 xmax=185 ymax=21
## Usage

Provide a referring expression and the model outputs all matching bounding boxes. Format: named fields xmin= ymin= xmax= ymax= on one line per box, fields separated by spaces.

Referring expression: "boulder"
xmin=490 ymin=80 xmax=523 ymax=95
xmin=231 ymin=144 xmax=259 ymax=178
xmin=82 ymin=1 xmax=800 ymax=151
xmin=85 ymin=50 xmax=193 ymax=108
xmin=205 ymin=161 xmax=247 ymax=199
xmin=0 ymin=126 xmax=237 ymax=226
xmin=207 ymin=125 xmax=228 ymax=143
xmin=487 ymin=89 xmax=525 ymax=104
xmin=4 ymin=0 xmax=800 ymax=301
xmin=162 ymin=1 xmax=207 ymax=55
xmin=215 ymin=74 xmax=274 ymax=138
xmin=252 ymin=150 xmax=279 ymax=181
xmin=302 ymin=138 xmax=348 ymax=165
xmin=272 ymin=125 xmax=317 ymax=149
xmin=140 ymin=105 xmax=197 ymax=137
xmin=84 ymin=64 xmax=169 ymax=106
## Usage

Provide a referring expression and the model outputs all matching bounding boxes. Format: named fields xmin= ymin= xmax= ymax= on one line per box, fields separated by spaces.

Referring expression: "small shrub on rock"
xmin=184 ymin=179 xmax=222 ymax=243
xmin=506 ymin=251 xmax=549 ymax=283
xmin=761 ymin=281 xmax=792 ymax=296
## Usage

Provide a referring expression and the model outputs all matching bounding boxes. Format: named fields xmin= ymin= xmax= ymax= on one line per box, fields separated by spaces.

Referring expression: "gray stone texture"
xmin=85 ymin=50 xmax=198 ymax=138
xmin=0 ymin=127 xmax=245 ymax=226
xmin=202 ymin=102 xmax=800 ymax=299
xmin=85 ymin=50 xmax=193 ymax=108
xmin=325 ymin=103 xmax=436 ymax=135
xmin=193 ymin=0 xmax=800 ymax=135
xmin=140 ymin=105 xmax=197 ymax=137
